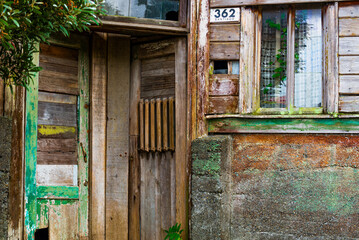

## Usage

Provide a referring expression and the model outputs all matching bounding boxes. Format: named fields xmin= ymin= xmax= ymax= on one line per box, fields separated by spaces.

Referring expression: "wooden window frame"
xmin=239 ymin=3 xmax=339 ymax=117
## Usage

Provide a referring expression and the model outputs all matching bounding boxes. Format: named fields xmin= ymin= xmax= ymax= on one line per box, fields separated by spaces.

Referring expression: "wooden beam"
xmin=175 ymin=37 xmax=188 ymax=240
xmin=129 ymin=46 xmax=141 ymax=240
xmin=90 ymin=32 xmax=107 ymax=240
xmin=197 ymin=0 xmax=210 ymax=136
xmin=106 ymin=35 xmax=130 ymax=240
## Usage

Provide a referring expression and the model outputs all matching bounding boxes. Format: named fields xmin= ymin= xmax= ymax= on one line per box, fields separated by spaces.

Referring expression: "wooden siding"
xmin=339 ymin=2 xmax=359 ymax=113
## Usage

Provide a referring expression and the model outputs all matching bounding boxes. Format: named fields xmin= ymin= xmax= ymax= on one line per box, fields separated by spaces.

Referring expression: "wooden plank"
xmin=37 ymin=151 xmax=77 ymax=165
xmin=208 ymin=96 xmax=239 ymax=114
xmin=37 ymin=125 xmax=76 ymax=139
xmin=339 ymin=37 xmax=359 ymax=55
xmin=287 ymin=7 xmax=295 ymax=112
xmin=339 ymin=75 xmax=359 ymax=94
xmin=156 ymin=99 xmax=162 ymax=152
xmin=339 ymin=56 xmax=359 ymax=74
xmin=239 ymin=7 xmax=256 ymax=113
xmin=129 ymin=46 xmax=141 ymax=240
xmin=209 ymin=42 xmax=240 ymax=60
xmin=141 ymin=89 xmax=175 ymax=99
xmin=145 ymin=99 xmax=150 ymax=152
xmin=36 ymin=165 xmax=77 ymax=186
xmin=38 ymin=91 xmax=77 ymax=104
xmin=150 ymin=99 xmax=156 ymax=151
xmin=210 ymin=24 xmax=240 ymax=42
xmin=8 ymin=85 xmax=25 ymax=239
xmin=40 ymin=43 xmax=78 ymax=61
xmin=49 ymin=204 xmax=78 ymax=239
xmin=169 ymin=97 xmax=175 ymax=151
xmin=141 ymin=55 xmax=175 ymax=72
xmin=339 ymin=96 xmax=359 ymax=112
xmin=39 ymin=69 xmax=79 ymax=95
xmin=339 ymin=2 xmax=359 ymax=18
xmin=91 ymin=32 xmax=107 ymax=240
xmin=209 ymin=74 xmax=239 ymax=96
xmin=141 ymin=63 xmax=175 ymax=78
xmin=0 ymin=78 xmax=4 ymax=116
xmin=339 ymin=18 xmax=359 ymax=36
xmin=40 ymin=54 xmax=78 ymax=69
xmin=138 ymin=40 xmax=175 ymax=60
xmin=37 ymin=138 xmax=77 ymax=153
xmin=175 ymin=38 xmax=188 ymax=239
xmin=162 ymin=98 xmax=169 ymax=151
xmin=211 ymin=0 xmax=350 ymax=7
xmin=139 ymin=99 xmax=144 ymax=151
xmin=324 ymin=3 xmax=339 ymax=114
xmin=106 ymin=35 xmax=130 ymax=240
xmin=37 ymin=101 xmax=77 ymax=127
xmin=40 ymin=61 xmax=78 ymax=76
xmin=197 ymin=0 xmax=210 ymax=137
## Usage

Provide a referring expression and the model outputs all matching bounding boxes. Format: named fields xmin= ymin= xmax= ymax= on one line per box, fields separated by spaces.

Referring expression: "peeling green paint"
xmin=37 ymin=186 xmax=79 ymax=199
xmin=209 ymin=118 xmax=359 ymax=133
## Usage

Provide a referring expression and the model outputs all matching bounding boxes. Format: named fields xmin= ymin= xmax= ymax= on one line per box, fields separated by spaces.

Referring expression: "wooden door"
xmin=129 ymin=38 xmax=188 ymax=240
xmin=24 ymin=35 xmax=89 ymax=240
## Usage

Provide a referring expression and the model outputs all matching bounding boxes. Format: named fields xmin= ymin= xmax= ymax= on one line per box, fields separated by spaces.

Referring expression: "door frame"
xmin=24 ymin=34 xmax=90 ymax=239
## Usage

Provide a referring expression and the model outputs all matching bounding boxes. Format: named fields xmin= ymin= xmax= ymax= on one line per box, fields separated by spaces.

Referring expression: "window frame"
xmin=239 ymin=3 xmax=339 ymax=117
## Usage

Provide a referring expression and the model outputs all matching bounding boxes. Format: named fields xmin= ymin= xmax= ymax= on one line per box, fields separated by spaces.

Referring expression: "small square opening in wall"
xmin=213 ymin=60 xmax=228 ymax=74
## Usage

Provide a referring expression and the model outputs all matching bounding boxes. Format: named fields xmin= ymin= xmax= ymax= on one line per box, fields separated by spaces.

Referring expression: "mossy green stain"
xmin=192 ymin=140 xmax=223 ymax=178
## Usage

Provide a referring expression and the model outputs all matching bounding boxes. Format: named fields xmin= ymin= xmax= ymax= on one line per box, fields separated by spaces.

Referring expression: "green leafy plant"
xmin=0 ymin=0 xmax=106 ymax=90
xmin=164 ymin=223 xmax=183 ymax=240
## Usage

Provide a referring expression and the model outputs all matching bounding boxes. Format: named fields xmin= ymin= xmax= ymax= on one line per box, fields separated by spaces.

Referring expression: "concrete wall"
xmin=0 ymin=117 xmax=12 ymax=240
xmin=191 ymin=134 xmax=359 ymax=240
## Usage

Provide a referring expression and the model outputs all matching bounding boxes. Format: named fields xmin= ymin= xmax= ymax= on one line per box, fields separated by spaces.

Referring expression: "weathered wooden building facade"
xmin=1 ymin=0 xmax=359 ymax=239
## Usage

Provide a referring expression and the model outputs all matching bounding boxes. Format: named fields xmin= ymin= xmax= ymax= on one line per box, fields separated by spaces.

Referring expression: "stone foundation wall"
xmin=191 ymin=134 xmax=359 ymax=240
xmin=0 ymin=117 xmax=12 ymax=240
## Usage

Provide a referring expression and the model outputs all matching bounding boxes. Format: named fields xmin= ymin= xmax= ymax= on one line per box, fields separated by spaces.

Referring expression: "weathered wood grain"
xmin=339 ymin=18 xmax=359 ymax=36
xmin=209 ymin=74 xmax=239 ymax=96
xmin=90 ymin=32 xmax=107 ymax=240
xmin=175 ymin=37 xmax=188 ymax=239
xmin=38 ymin=91 xmax=77 ymax=104
xmin=324 ymin=3 xmax=339 ymax=113
xmin=141 ymin=55 xmax=175 ymax=71
xmin=239 ymin=7 xmax=256 ymax=113
xmin=145 ymin=99 xmax=150 ymax=152
xmin=210 ymin=24 xmax=240 ymax=42
xmin=37 ymin=165 xmax=77 ymax=186
xmin=169 ymin=97 xmax=175 ymax=151
xmin=339 ymin=75 xmax=359 ymax=94
xmin=129 ymin=45 xmax=141 ymax=240
xmin=39 ymin=69 xmax=79 ymax=95
xmin=208 ymin=96 xmax=239 ymax=114
xmin=106 ymin=35 xmax=130 ymax=240
xmin=40 ymin=61 xmax=78 ymax=76
xmin=162 ymin=98 xmax=169 ymax=151
xmin=140 ymin=99 xmax=145 ymax=151
xmin=339 ymin=95 xmax=359 ymax=112
xmin=49 ymin=204 xmax=78 ymax=239
xmin=37 ymin=151 xmax=77 ymax=165
xmin=37 ymin=101 xmax=77 ymax=127
xmin=40 ymin=43 xmax=78 ymax=61
xmin=339 ymin=2 xmax=359 ymax=18
xmin=339 ymin=56 xmax=359 ymax=74
xmin=8 ymin=85 xmax=25 ymax=239
xmin=37 ymin=138 xmax=77 ymax=153
xmin=211 ymin=0 xmax=350 ymax=7
xmin=138 ymin=40 xmax=175 ymax=60
xmin=339 ymin=37 xmax=359 ymax=55
xmin=4 ymin=85 xmax=16 ymax=118
xmin=210 ymin=42 xmax=240 ymax=60
xmin=150 ymin=99 xmax=156 ymax=151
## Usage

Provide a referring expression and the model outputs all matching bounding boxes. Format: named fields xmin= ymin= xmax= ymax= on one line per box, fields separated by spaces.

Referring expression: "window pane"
xmin=260 ymin=9 xmax=288 ymax=108
xmin=294 ymin=9 xmax=322 ymax=108
xmin=104 ymin=0 xmax=179 ymax=20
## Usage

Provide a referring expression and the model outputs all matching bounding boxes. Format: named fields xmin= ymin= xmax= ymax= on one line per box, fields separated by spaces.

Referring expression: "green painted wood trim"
xmin=208 ymin=118 xmax=359 ymax=133
xmin=37 ymin=186 xmax=79 ymax=199
xmin=24 ymin=44 xmax=39 ymax=240
xmin=77 ymin=34 xmax=90 ymax=236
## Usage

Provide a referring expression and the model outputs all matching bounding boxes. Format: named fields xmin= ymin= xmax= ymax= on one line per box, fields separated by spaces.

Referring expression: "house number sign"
xmin=210 ymin=8 xmax=240 ymax=22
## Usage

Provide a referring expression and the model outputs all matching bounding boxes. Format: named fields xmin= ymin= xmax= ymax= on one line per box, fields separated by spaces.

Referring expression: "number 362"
xmin=214 ymin=8 xmax=236 ymax=18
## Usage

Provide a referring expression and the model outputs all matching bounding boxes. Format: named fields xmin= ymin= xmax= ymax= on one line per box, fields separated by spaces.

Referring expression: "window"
xmin=104 ymin=0 xmax=180 ymax=20
xmin=259 ymin=6 xmax=324 ymax=114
